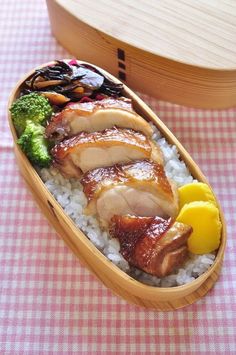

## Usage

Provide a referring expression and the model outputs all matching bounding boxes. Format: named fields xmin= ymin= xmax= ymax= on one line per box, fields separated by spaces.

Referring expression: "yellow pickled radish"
xmin=178 ymin=182 xmax=217 ymax=210
xmin=176 ymin=201 xmax=222 ymax=254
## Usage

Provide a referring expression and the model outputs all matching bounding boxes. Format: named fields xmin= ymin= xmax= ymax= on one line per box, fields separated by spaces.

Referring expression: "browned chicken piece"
xmin=110 ymin=215 xmax=192 ymax=277
xmin=51 ymin=128 xmax=163 ymax=178
xmin=81 ymin=159 xmax=179 ymax=224
xmin=45 ymin=97 xmax=153 ymax=140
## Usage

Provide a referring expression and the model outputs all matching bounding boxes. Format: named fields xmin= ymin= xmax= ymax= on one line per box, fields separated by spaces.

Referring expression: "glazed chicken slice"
xmin=110 ymin=215 xmax=192 ymax=277
xmin=81 ymin=160 xmax=179 ymax=224
xmin=45 ymin=97 xmax=153 ymax=140
xmin=51 ymin=128 xmax=163 ymax=178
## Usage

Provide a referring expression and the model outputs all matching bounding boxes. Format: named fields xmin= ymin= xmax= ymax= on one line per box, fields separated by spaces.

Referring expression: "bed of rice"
xmin=39 ymin=124 xmax=215 ymax=287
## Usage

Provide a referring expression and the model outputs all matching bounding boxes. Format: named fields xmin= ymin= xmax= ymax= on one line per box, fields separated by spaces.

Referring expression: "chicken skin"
xmin=45 ymin=97 xmax=153 ymax=140
xmin=110 ymin=215 xmax=192 ymax=277
xmin=51 ymin=128 xmax=163 ymax=178
xmin=81 ymin=159 xmax=179 ymax=224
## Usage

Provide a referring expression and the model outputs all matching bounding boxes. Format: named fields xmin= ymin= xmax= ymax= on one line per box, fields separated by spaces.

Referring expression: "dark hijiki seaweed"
xmin=80 ymin=63 xmax=123 ymax=96
xmin=24 ymin=60 xmax=123 ymax=103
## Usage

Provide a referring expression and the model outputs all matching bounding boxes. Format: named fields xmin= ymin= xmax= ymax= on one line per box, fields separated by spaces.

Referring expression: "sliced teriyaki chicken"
xmin=81 ymin=159 xmax=179 ymax=224
xmin=110 ymin=215 xmax=192 ymax=277
xmin=51 ymin=128 xmax=163 ymax=178
xmin=45 ymin=97 xmax=153 ymax=140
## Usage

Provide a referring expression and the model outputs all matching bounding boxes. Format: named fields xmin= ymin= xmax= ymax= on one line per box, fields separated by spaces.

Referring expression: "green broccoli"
xmin=18 ymin=121 xmax=52 ymax=168
xmin=10 ymin=92 xmax=53 ymax=135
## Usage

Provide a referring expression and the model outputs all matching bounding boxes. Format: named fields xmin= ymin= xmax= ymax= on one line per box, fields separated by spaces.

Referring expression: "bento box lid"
xmin=46 ymin=0 xmax=236 ymax=109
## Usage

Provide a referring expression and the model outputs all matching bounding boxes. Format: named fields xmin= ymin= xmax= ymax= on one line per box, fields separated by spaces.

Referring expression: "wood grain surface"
xmin=59 ymin=0 xmax=236 ymax=69
xmin=8 ymin=62 xmax=226 ymax=310
xmin=47 ymin=0 xmax=236 ymax=108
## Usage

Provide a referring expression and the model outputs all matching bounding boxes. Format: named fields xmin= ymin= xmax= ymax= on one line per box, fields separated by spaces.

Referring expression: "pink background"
xmin=0 ymin=1 xmax=236 ymax=353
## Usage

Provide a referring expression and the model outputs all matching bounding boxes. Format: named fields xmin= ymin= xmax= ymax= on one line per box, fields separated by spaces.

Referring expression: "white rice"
xmin=39 ymin=124 xmax=215 ymax=287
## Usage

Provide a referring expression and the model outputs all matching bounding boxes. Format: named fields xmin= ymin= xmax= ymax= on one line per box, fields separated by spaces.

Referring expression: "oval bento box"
xmin=8 ymin=61 xmax=226 ymax=311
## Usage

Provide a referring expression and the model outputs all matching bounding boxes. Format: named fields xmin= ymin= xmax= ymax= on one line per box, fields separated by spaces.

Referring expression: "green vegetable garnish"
xmin=17 ymin=121 xmax=52 ymax=168
xmin=10 ymin=92 xmax=52 ymax=135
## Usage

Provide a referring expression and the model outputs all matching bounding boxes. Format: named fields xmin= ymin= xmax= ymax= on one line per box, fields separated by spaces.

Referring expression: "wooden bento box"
xmin=8 ymin=61 xmax=226 ymax=311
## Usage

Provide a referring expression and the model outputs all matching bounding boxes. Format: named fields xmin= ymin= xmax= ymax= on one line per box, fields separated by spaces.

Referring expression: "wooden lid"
xmin=64 ymin=0 xmax=236 ymax=70
xmin=47 ymin=0 xmax=236 ymax=107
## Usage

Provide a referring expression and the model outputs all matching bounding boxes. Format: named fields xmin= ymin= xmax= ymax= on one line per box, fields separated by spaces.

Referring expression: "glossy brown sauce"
xmin=81 ymin=159 xmax=172 ymax=202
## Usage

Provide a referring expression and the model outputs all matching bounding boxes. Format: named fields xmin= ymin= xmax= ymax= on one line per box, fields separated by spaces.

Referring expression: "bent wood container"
xmin=8 ymin=61 xmax=226 ymax=311
xmin=46 ymin=0 xmax=236 ymax=109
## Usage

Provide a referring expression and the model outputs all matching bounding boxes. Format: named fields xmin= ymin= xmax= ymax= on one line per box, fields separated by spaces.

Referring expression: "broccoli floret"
xmin=18 ymin=121 xmax=52 ymax=168
xmin=10 ymin=92 xmax=53 ymax=135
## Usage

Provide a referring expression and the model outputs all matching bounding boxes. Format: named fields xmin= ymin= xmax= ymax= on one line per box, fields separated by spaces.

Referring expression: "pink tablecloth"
xmin=0 ymin=1 xmax=236 ymax=353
